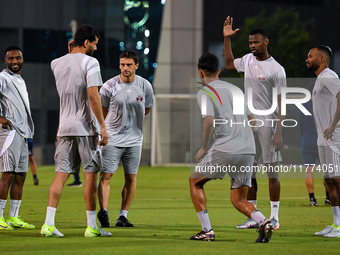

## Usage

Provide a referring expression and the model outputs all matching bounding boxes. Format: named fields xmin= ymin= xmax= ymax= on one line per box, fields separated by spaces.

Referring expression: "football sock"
xmin=197 ymin=210 xmax=212 ymax=232
xmin=33 ymin=174 xmax=37 ymax=179
xmin=250 ymin=210 xmax=266 ymax=225
xmin=86 ymin=210 xmax=97 ymax=229
xmin=326 ymin=191 xmax=330 ymax=200
xmin=45 ymin=207 xmax=56 ymax=226
xmin=9 ymin=200 xmax=21 ymax=217
xmin=119 ymin=209 xmax=128 ymax=218
xmin=248 ymin=200 xmax=257 ymax=207
xmin=0 ymin=200 xmax=7 ymax=217
xmin=332 ymin=206 xmax=340 ymax=226
xmin=270 ymin=201 xmax=280 ymax=221
xmin=74 ymin=174 xmax=80 ymax=183
xmin=309 ymin=193 xmax=316 ymax=202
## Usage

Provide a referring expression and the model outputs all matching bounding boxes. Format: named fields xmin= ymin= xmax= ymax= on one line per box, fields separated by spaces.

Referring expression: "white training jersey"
xmin=51 ymin=53 xmax=103 ymax=137
xmin=234 ymin=53 xmax=287 ymax=127
xmin=312 ymin=68 xmax=340 ymax=146
xmin=0 ymin=69 xmax=34 ymax=139
xmin=100 ymin=75 xmax=154 ymax=147
xmin=197 ymin=79 xmax=255 ymax=155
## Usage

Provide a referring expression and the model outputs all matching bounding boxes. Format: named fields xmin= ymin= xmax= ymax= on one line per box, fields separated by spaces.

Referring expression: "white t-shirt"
xmin=100 ymin=75 xmax=154 ymax=147
xmin=234 ymin=53 xmax=287 ymax=126
xmin=51 ymin=53 xmax=103 ymax=136
xmin=312 ymin=68 xmax=340 ymax=146
xmin=0 ymin=69 xmax=34 ymax=139
xmin=197 ymin=80 xmax=255 ymax=155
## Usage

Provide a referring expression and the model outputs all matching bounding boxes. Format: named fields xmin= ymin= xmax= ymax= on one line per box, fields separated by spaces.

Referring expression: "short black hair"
xmin=198 ymin=53 xmax=219 ymax=74
xmin=120 ymin=50 xmax=139 ymax=64
xmin=250 ymin=28 xmax=268 ymax=38
xmin=74 ymin=24 xmax=100 ymax=47
xmin=5 ymin=46 xmax=22 ymax=56
xmin=314 ymin=45 xmax=333 ymax=59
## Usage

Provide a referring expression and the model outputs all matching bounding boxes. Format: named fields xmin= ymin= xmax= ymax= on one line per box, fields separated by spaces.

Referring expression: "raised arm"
xmin=223 ymin=16 xmax=240 ymax=70
xmin=68 ymin=40 xmax=75 ymax=53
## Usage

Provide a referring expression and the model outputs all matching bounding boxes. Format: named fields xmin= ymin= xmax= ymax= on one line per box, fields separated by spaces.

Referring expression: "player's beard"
xmin=122 ymin=71 xmax=132 ymax=78
xmin=86 ymin=46 xmax=95 ymax=56
xmin=8 ymin=63 xmax=22 ymax=73
xmin=251 ymin=49 xmax=259 ymax=56
xmin=307 ymin=62 xmax=319 ymax=72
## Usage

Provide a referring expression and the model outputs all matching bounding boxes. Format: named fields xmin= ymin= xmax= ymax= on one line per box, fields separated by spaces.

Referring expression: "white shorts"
xmin=192 ymin=148 xmax=254 ymax=189
xmin=102 ymin=145 xmax=142 ymax=174
xmin=0 ymin=129 xmax=28 ymax=173
xmin=54 ymin=136 xmax=102 ymax=174
xmin=318 ymin=145 xmax=340 ymax=178
xmin=253 ymin=126 xmax=282 ymax=164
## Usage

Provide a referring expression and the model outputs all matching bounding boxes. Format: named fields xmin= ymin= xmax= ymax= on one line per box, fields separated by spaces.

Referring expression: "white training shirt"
xmin=312 ymin=68 xmax=340 ymax=146
xmin=51 ymin=53 xmax=103 ymax=137
xmin=197 ymin=79 xmax=255 ymax=155
xmin=0 ymin=69 xmax=34 ymax=139
xmin=100 ymin=75 xmax=154 ymax=147
xmin=234 ymin=53 xmax=287 ymax=126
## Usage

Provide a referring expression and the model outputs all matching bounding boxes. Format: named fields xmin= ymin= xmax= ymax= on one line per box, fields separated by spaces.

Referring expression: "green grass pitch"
xmin=0 ymin=166 xmax=339 ymax=254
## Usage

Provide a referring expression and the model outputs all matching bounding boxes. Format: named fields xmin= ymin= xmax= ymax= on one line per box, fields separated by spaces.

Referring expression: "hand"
xmin=0 ymin=117 xmax=12 ymax=130
xmin=68 ymin=40 xmax=75 ymax=53
xmin=99 ymin=126 xmax=109 ymax=146
xmin=195 ymin=147 xmax=208 ymax=163
xmin=272 ymin=133 xmax=283 ymax=152
xmin=223 ymin=16 xmax=240 ymax=37
xmin=324 ymin=124 xmax=336 ymax=141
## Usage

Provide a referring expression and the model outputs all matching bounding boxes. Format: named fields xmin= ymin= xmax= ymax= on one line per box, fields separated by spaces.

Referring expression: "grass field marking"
xmin=23 ymin=196 xmax=325 ymax=202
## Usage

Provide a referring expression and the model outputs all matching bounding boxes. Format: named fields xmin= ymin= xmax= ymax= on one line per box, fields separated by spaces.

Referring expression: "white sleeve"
xmin=50 ymin=59 xmax=57 ymax=72
xmin=85 ymin=58 xmax=103 ymax=88
xmin=234 ymin=55 xmax=247 ymax=73
xmin=0 ymin=79 xmax=3 ymax=93
xmin=274 ymin=66 xmax=287 ymax=95
xmin=197 ymin=90 xmax=214 ymax=119
xmin=323 ymin=77 xmax=340 ymax=96
xmin=144 ymin=81 xmax=154 ymax=108
xmin=99 ymin=81 xmax=113 ymax=108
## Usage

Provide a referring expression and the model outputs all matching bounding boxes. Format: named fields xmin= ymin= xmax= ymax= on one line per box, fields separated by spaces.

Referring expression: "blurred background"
xmin=0 ymin=0 xmax=339 ymax=166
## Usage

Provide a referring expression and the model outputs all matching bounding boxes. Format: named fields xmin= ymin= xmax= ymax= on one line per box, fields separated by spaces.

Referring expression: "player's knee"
xmin=125 ymin=174 xmax=137 ymax=184
xmin=13 ymin=172 xmax=26 ymax=186
xmin=268 ymin=172 xmax=280 ymax=181
xmin=101 ymin=173 xmax=113 ymax=181
xmin=231 ymin=197 xmax=242 ymax=210
xmin=0 ymin=172 xmax=14 ymax=185
xmin=331 ymin=178 xmax=340 ymax=189
xmin=189 ymin=176 xmax=201 ymax=187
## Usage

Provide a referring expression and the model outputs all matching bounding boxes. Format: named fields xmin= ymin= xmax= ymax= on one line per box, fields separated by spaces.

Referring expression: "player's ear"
xmin=198 ymin=69 xmax=204 ymax=79
xmin=217 ymin=69 xmax=221 ymax=76
xmin=264 ymin=38 xmax=269 ymax=46
xmin=135 ymin=63 xmax=139 ymax=70
xmin=319 ymin=55 xmax=324 ymax=63
xmin=83 ymin=39 xmax=89 ymax=48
